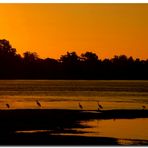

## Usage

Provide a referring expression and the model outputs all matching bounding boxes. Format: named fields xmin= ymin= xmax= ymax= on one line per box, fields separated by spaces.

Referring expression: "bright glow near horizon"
xmin=0 ymin=4 xmax=148 ymax=60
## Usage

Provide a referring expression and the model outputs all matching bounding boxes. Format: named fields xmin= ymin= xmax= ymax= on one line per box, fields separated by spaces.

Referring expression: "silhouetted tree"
xmin=80 ymin=52 xmax=100 ymax=79
xmin=60 ymin=52 xmax=79 ymax=64
xmin=0 ymin=39 xmax=16 ymax=57
xmin=81 ymin=52 xmax=98 ymax=62
xmin=0 ymin=39 xmax=23 ymax=78
xmin=59 ymin=52 xmax=81 ymax=79
xmin=0 ymin=38 xmax=148 ymax=80
xmin=23 ymin=51 xmax=38 ymax=62
xmin=41 ymin=58 xmax=60 ymax=79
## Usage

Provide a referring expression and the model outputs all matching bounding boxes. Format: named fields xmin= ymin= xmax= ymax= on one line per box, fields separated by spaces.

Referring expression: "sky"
xmin=0 ymin=4 xmax=148 ymax=60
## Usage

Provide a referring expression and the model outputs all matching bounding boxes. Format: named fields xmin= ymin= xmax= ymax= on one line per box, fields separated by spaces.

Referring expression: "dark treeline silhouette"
xmin=0 ymin=39 xmax=148 ymax=80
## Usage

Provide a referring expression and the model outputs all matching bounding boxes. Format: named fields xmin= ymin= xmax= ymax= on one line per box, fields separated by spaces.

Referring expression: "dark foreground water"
xmin=0 ymin=80 xmax=148 ymax=145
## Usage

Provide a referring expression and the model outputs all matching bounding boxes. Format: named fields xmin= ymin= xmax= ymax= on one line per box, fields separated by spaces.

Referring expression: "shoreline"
xmin=0 ymin=109 xmax=148 ymax=145
xmin=0 ymin=108 xmax=148 ymax=118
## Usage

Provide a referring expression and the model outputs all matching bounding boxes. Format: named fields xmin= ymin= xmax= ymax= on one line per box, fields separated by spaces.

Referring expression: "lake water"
xmin=77 ymin=118 xmax=148 ymax=145
xmin=0 ymin=80 xmax=148 ymax=110
xmin=1 ymin=80 xmax=148 ymax=144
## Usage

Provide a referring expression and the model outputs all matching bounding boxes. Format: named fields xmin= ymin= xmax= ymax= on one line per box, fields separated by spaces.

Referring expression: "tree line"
xmin=0 ymin=39 xmax=148 ymax=79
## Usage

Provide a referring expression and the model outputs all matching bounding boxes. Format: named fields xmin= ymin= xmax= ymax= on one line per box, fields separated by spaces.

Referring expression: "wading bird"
xmin=142 ymin=105 xmax=146 ymax=110
xmin=36 ymin=100 xmax=41 ymax=107
xmin=6 ymin=103 xmax=10 ymax=108
xmin=79 ymin=103 xmax=83 ymax=110
xmin=98 ymin=102 xmax=103 ymax=109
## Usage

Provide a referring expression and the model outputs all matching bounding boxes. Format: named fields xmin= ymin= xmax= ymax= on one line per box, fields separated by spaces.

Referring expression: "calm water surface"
xmin=1 ymin=80 xmax=148 ymax=144
xmin=0 ymin=80 xmax=148 ymax=110
xmin=77 ymin=118 xmax=148 ymax=144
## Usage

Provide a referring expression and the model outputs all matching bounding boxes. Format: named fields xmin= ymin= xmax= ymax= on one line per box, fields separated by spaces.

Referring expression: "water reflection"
xmin=78 ymin=118 xmax=148 ymax=139
xmin=76 ymin=118 xmax=148 ymax=145
xmin=0 ymin=100 xmax=146 ymax=110
xmin=15 ymin=118 xmax=148 ymax=145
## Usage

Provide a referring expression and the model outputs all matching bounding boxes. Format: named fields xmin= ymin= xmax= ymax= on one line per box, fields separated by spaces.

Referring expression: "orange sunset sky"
xmin=0 ymin=3 xmax=148 ymax=60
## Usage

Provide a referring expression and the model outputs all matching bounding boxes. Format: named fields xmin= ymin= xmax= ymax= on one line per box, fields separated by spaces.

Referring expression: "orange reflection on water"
xmin=78 ymin=118 xmax=148 ymax=140
xmin=0 ymin=99 xmax=145 ymax=110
